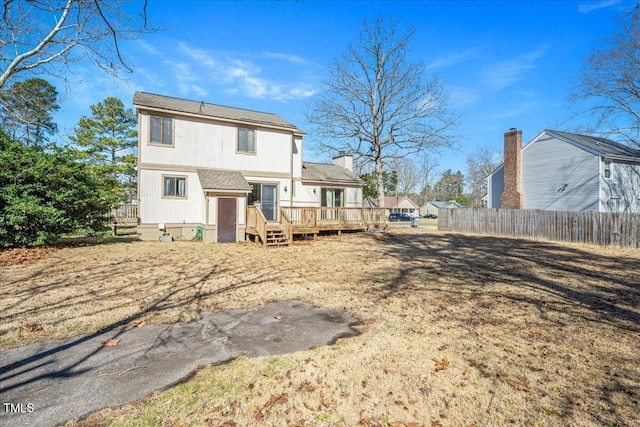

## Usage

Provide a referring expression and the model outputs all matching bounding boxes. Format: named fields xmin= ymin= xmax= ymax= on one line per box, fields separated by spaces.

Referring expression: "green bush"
xmin=0 ymin=132 xmax=122 ymax=247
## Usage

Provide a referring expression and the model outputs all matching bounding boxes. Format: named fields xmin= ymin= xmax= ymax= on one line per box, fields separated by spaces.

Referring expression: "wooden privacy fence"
xmin=438 ymin=208 xmax=640 ymax=249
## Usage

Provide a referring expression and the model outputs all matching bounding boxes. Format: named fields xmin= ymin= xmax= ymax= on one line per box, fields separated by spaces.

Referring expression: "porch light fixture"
xmin=313 ymin=188 xmax=317 ymax=194
xmin=284 ymin=185 xmax=288 ymax=193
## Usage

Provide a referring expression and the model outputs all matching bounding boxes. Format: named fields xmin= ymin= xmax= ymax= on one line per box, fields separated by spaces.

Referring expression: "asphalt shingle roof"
xmin=545 ymin=130 xmax=640 ymax=159
xmin=133 ymin=92 xmax=304 ymax=133
xmin=301 ymin=162 xmax=363 ymax=185
xmin=197 ymin=169 xmax=251 ymax=192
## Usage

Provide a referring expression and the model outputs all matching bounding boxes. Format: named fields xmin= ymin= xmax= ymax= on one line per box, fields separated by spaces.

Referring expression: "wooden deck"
xmin=247 ymin=206 xmax=387 ymax=246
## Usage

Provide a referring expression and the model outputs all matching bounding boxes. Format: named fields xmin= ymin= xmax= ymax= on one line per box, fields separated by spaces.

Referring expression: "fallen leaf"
xmin=274 ymin=315 xmax=282 ymax=320
xmin=133 ymin=320 xmax=146 ymax=328
xmin=22 ymin=324 xmax=43 ymax=332
xmin=506 ymin=376 xmax=530 ymax=392
xmin=104 ymin=338 xmax=120 ymax=347
xmin=263 ymin=393 xmax=288 ymax=411
xmin=431 ymin=357 xmax=450 ymax=372
xmin=249 ymin=405 xmax=264 ymax=420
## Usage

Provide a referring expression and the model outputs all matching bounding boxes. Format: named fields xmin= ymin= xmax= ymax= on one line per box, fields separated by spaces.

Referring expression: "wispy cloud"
xmin=578 ymin=0 xmax=622 ymax=13
xmin=481 ymin=45 xmax=548 ymax=90
xmin=174 ymin=43 xmax=317 ymax=101
xmin=426 ymin=47 xmax=484 ymax=70
xmin=492 ymin=101 xmax=541 ymax=120
xmin=262 ymin=51 xmax=310 ymax=65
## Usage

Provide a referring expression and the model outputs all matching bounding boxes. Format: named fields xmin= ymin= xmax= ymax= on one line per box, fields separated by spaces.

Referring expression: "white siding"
xmin=140 ymin=115 xmax=292 ymax=175
xmin=294 ymin=182 xmax=319 ymax=206
xmin=522 ymin=135 xmax=599 ymax=211
xmin=601 ymin=159 xmax=640 ymax=212
xmin=345 ymin=187 xmax=362 ymax=208
xmin=139 ymin=169 xmax=206 ymax=224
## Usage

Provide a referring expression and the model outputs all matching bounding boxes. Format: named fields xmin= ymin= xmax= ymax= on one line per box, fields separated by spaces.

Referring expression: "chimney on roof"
xmin=332 ymin=152 xmax=353 ymax=172
xmin=501 ymin=129 xmax=524 ymax=209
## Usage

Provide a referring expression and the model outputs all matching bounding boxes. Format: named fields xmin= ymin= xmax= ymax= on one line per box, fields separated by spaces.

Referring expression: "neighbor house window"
xmin=150 ymin=116 xmax=173 ymax=145
xmin=604 ymin=160 xmax=612 ymax=179
xmin=237 ymin=127 xmax=255 ymax=154
xmin=163 ymin=176 xmax=186 ymax=198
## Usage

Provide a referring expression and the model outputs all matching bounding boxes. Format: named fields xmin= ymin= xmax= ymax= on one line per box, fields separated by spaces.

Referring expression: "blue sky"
xmin=51 ymin=0 xmax=636 ymax=177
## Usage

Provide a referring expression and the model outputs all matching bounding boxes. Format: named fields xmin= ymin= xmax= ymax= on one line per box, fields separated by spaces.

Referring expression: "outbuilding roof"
xmin=196 ymin=169 xmax=252 ymax=192
xmin=301 ymin=162 xmax=363 ymax=185
xmin=133 ymin=92 xmax=304 ymax=134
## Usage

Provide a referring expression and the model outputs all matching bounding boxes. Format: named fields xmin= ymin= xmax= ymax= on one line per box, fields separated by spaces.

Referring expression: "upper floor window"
xmin=163 ymin=175 xmax=186 ymax=198
xmin=237 ymin=127 xmax=255 ymax=154
xmin=150 ymin=116 xmax=173 ymax=146
xmin=604 ymin=160 xmax=612 ymax=179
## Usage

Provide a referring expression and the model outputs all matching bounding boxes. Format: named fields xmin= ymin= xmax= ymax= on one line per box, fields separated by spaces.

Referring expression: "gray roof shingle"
xmin=545 ymin=130 xmax=640 ymax=159
xmin=301 ymin=162 xmax=363 ymax=185
xmin=133 ymin=92 xmax=304 ymax=133
xmin=197 ymin=169 xmax=251 ymax=192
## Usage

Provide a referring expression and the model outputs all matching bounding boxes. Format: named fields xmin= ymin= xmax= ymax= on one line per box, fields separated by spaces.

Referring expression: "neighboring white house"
xmin=487 ymin=129 xmax=640 ymax=213
xmin=134 ymin=92 xmax=364 ymax=243
xmin=420 ymin=201 xmax=462 ymax=217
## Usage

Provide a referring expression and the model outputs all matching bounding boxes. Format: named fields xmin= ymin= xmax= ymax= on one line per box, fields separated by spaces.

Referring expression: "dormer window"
xmin=238 ymin=127 xmax=256 ymax=154
xmin=150 ymin=116 xmax=173 ymax=146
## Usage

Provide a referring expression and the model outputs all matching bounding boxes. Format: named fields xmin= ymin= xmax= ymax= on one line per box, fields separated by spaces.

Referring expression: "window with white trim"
xmin=604 ymin=160 xmax=612 ymax=179
xmin=163 ymin=176 xmax=186 ymax=198
xmin=150 ymin=116 xmax=173 ymax=145
xmin=237 ymin=127 xmax=255 ymax=153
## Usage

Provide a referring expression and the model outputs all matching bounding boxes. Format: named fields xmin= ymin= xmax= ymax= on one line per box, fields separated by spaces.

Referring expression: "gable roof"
xmin=133 ymin=91 xmax=304 ymax=134
xmin=383 ymin=196 xmax=419 ymax=209
xmin=426 ymin=200 xmax=462 ymax=209
xmin=301 ymin=162 xmax=363 ymax=185
xmin=532 ymin=130 xmax=640 ymax=162
xmin=197 ymin=169 xmax=251 ymax=192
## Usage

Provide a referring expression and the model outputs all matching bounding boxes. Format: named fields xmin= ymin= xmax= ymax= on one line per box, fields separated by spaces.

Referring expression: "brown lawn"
xmin=1 ymin=228 xmax=639 ymax=427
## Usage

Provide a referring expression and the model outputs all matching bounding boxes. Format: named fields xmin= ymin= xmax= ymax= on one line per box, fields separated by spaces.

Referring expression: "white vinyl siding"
xmin=139 ymin=170 xmax=205 ymax=224
xmin=522 ymin=135 xmax=599 ymax=211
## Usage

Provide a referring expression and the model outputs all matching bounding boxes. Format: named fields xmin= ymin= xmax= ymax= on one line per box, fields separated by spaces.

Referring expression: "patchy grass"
xmin=1 ymin=228 xmax=639 ymax=426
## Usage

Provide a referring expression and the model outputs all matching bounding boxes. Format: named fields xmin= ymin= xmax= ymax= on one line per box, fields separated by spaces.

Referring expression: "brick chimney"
xmin=501 ymin=129 xmax=524 ymax=209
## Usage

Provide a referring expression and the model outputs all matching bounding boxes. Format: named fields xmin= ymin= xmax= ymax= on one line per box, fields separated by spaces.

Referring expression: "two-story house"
xmin=487 ymin=129 xmax=640 ymax=212
xmin=133 ymin=92 xmax=376 ymax=244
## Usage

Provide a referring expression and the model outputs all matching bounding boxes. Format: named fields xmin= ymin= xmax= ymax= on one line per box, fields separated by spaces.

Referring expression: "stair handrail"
xmin=254 ymin=206 xmax=268 ymax=246
xmin=280 ymin=208 xmax=293 ymax=246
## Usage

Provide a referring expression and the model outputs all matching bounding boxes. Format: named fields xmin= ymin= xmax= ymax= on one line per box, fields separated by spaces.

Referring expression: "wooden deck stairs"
xmin=265 ymin=227 xmax=289 ymax=247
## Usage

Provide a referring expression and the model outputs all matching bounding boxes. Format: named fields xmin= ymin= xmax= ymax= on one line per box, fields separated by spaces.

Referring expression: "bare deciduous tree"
xmin=305 ymin=15 xmax=459 ymax=205
xmin=1 ymin=0 xmax=154 ymax=89
xmin=466 ymin=146 xmax=502 ymax=208
xmin=568 ymin=4 xmax=640 ymax=147
xmin=417 ymin=155 xmax=439 ymax=206
xmin=393 ymin=158 xmax=421 ymax=197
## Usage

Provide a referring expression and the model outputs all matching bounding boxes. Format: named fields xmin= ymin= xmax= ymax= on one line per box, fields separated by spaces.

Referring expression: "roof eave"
xmin=134 ymin=104 xmax=302 ymax=135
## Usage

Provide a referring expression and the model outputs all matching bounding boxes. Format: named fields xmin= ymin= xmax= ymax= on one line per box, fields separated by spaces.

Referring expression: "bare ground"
xmin=1 ymin=228 xmax=639 ymax=427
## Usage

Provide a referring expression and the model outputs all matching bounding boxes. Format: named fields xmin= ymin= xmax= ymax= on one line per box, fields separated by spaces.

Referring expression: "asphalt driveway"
xmin=0 ymin=300 xmax=359 ymax=427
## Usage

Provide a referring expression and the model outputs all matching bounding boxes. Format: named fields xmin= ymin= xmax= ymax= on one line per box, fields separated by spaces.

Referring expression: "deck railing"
xmin=247 ymin=206 xmax=268 ymax=244
xmin=111 ymin=204 xmax=138 ymax=225
xmin=281 ymin=207 xmax=386 ymax=230
xmin=280 ymin=209 xmax=293 ymax=245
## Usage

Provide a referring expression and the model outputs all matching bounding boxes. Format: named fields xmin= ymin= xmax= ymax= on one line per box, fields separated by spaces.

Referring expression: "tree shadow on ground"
xmin=368 ymin=230 xmax=639 ymax=425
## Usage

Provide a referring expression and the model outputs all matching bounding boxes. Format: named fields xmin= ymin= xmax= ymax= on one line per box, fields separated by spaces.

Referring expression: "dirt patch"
xmin=1 ymin=228 xmax=639 ymax=426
